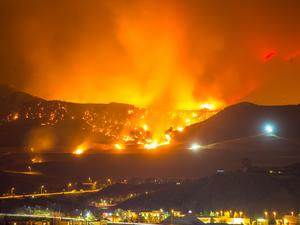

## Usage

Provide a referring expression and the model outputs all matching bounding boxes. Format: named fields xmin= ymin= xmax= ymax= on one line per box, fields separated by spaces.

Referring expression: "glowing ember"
xmin=114 ymin=143 xmax=124 ymax=151
xmin=144 ymin=141 xmax=159 ymax=150
xmin=13 ymin=113 xmax=19 ymax=120
xmin=73 ymin=143 xmax=89 ymax=155
xmin=177 ymin=127 xmax=184 ymax=132
xmin=143 ymin=124 xmax=149 ymax=131
xmin=143 ymin=134 xmax=172 ymax=150
xmin=31 ymin=157 xmax=43 ymax=164
xmin=164 ymin=134 xmax=171 ymax=142
xmin=200 ymin=103 xmax=216 ymax=110
xmin=73 ymin=148 xmax=84 ymax=155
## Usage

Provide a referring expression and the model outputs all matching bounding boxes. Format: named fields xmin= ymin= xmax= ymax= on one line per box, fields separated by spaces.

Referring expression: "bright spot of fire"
xmin=143 ymin=124 xmax=148 ymax=131
xmin=73 ymin=148 xmax=84 ymax=155
xmin=31 ymin=157 xmax=43 ymax=164
xmin=13 ymin=113 xmax=19 ymax=121
xmin=200 ymin=103 xmax=216 ymax=110
xmin=114 ymin=143 xmax=124 ymax=151
xmin=144 ymin=141 xmax=159 ymax=150
xmin=185 ymin=118 xmax=191 ymax=125
xmin=165 ymin=134 xmax=171 ymax=143
xmin=144 ymin=133 xmax=172 ymax=150
xmin=73 ymin=143 xmax=89 ymax=155
xmin=177 ymin=127 xmax=184 ymax=132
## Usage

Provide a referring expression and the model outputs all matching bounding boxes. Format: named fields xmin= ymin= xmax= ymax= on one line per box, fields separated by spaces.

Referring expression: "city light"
xmin=189 ymin=143 xmax=201 ymax=151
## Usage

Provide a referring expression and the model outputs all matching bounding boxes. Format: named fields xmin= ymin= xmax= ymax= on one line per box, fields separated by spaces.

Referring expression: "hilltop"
xmin=179 ymin=102 xmax=300 ymax=145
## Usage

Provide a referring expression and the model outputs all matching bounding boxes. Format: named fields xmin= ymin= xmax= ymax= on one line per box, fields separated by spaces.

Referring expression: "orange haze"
xmin=1 ymin=0 xmax=300 ymax=108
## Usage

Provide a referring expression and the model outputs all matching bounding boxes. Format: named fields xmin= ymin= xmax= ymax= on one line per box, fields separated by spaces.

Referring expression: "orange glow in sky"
xmin=1 ymin=0 xmax=300 ymax=108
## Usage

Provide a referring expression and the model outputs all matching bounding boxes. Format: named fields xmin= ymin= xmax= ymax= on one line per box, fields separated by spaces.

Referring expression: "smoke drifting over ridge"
xmin=1 ymin=0 xmax=300 ymax=108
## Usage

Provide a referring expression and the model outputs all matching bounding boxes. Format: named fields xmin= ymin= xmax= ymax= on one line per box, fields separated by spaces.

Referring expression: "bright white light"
xmin=114 ymin=143 xmax=124 ymax=151
xmin=144 ymin=141 xmax=159 ymax=149
xmin=200 ymin=103 xmax=215 ymax=110
xmin=73 ymin=148 xmax=83 ymax=155
xmin=177 ymin=127 xmax=184 ymax=132
xmin=85 ymin=212 xmax=90 ymax=218
xmin=189 ymin=143 xmax=201 ymax=151
xmin=264 ymin=124 xmax=274 ymax=134
xmin=143 ymin=124 xmax=148 ymax=131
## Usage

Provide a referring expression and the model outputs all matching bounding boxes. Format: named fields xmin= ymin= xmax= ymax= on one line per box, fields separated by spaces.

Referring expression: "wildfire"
xmin=110 ymin=103 xmax=220 ymax=151
xmin=143 ymin=124 xmax=149 ymax=131
xmin=143 ymin=133 xmax=172 ymax=150
xmin=73 ymin=148 xmax=84 ymax=155
xmin=31 ymin=157 xmax=44 ymax=164
xmin=176 ymin=127 xmax=184 ymax=132
xmin=2 ymin=95 xmax=220 ymax=153
xmin=144 ymin=141 xmax=159 ymax=150
xmin=73 ymin=143 xmax=89 ymax=155
xmin=200 ymin=103 xmax=216 ymax=110
xmin=114 ymin=143 xmax=124 ymax=151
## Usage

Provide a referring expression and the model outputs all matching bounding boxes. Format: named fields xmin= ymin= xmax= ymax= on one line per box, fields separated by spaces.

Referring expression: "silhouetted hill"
xmin=0 ymin=85 xmax=137 ymax=148
xmin=0 ymin=85 xmax=215 ymax=149
xmin=0 ymin=181 xmax=175 ymax=213
xmin=118 ymin=170 xmax=300 ymax=213
xmin=179 ymin=102 xmax=300 ymax=145
xmin=97 ymin=183 xmax=174 ymax=198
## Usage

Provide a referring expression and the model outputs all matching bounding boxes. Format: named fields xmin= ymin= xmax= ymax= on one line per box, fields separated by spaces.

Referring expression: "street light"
xmin=10 ymin=187 xmax=15 ymax=196
xmin=67 ymin=182 xmax=72 ymax=191
xmin=188 ymin=143 xmax=201 ymax=151
xmin=263 ymin=123 xmax=275 ymax=135
xmin=40 ymin=185 xmax=45 ymax=194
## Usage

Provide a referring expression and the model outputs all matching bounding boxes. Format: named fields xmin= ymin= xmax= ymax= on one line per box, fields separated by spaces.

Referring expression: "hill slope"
xmin=118 ymin=171 xmax=300 ymax=213
xmin=179 ymin=102 xmax=300 ymax=145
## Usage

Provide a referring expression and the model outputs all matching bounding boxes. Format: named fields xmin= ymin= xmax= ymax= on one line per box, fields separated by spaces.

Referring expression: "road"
xmin=0 ymin=188 xmax=101 ymax=200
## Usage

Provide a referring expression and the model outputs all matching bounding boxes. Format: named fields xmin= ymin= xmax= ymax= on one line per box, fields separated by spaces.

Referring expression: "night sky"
xmin=1 ymin=0 xmax=300 ymax=109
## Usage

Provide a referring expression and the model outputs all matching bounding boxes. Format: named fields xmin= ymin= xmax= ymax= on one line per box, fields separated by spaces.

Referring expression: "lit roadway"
xmin=0 ymin=188 xmax=101 ymax=200
xmin=0 ymin=213 xmax=85 ymax=222
xmin=0 ymin=213 xmax=157 ymax=225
